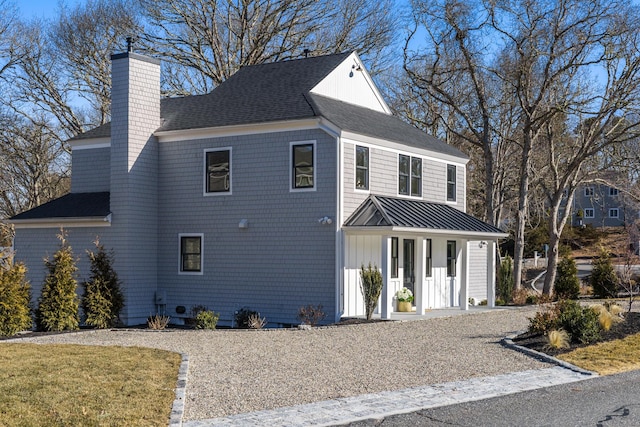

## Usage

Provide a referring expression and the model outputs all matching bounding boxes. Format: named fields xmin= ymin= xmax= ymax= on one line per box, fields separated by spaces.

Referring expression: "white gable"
xmin=310 ymin=52 xmax=391 ymax=114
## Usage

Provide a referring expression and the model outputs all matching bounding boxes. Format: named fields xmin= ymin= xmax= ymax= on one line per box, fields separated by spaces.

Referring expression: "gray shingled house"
xmin=10 ymin=50 xmax=506 ymax=326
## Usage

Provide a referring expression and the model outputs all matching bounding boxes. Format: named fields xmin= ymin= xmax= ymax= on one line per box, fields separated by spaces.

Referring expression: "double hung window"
xmin=205 ymin=149 xmax=231 ymax=194
xmin=292 ymin=142 xmax=315 ymax=190
xmin=399 ymin=155 xmax=422 ymax=197
xmin=447 ymin=165 xmax=456 ymax=202
xmin=355 ymin=146 xmax=369 ymax=190
xmin=179 ymin=234 xmax=203 ymax=274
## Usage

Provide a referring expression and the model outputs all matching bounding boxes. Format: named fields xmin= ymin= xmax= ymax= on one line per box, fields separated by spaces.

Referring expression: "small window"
xmin=584 ymin=208 xmax=595 ymax=218
xmin=205 ymin=148 xmax=231 ymax=194
xmin=425 ymin=239 xmax=432 ymax=278
xmin=411 ymin=157 xmax=422 ymax=197
xmin=447 ymin=240 xmax=456 ymax=277
xmin=355 ymin=146 xmax=369 ymax=190
xmin=399 ymin=154 xmax=421 ymax=196
xmin=585 ymin=187 xmax=594 ymax=197
xmin=179 ymin=234 xmax=203 ymax=274
xmin=609 ymin=208 xmax=619 ymax=218
xmin=292 ymin=142 xmax=315 ymax=190
xmin=609 ymin=188 xmax=619 ymax=196
xmin=447 ymin=165 xmax=456 ymax=202
xmin=391 ymin=237 xmax=399 ymax=278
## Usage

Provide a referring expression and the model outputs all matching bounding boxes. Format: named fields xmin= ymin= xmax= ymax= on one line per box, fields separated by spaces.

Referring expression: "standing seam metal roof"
xmin=344 ymin=195 xmax=505 ymax=235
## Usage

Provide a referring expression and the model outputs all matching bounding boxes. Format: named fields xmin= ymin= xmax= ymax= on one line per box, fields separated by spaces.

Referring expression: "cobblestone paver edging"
xmin=169 ymin=354 xmax=189 ymax=427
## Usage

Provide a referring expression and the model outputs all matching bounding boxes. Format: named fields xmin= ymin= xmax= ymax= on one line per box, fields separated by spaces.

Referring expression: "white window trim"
xmin=203 ymin=147 xmax=233 ymax=197
xmin=397 ymin=153 xmax=423 ymax=199
xmin=609 ymin=208 xmax=619 ymax=218
xmin=584 ymin=208 xmax=595 ymax=218
xmin=354 ymin=145 xmax=370 ymax=193
xmin=178 ymin=233 xmax=204 ymax=275
xmin=584 ymin=187 xmax=594 ymax=197
xmin=290 ymin=140 xmax=317 ymax=192
xmin=446 ymin=164 xmax=457 ymax=204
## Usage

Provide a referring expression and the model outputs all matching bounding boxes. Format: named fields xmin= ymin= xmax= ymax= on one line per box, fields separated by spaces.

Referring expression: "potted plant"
xmin=395 ymin=287 xmax=414 ymax=312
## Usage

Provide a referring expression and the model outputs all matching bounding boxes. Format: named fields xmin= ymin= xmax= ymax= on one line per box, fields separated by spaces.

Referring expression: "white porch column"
xmin=381 ymin=235 xmax=393 ymax=319
xmin=487 ymin=240 xmax=496 ymax=308
xmin=460 ymin=240 xmax=469 ymax=310
xmin=415 ymin=236 xmax=425 ymax=315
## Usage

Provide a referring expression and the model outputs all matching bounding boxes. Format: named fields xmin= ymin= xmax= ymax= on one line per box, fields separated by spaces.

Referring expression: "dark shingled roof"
xmin=10 ymin=192 xmax=110 ymax=220
xmin=69 ymin=51 xmax=466 ymax=159
xmin=344 ymin=195 xmax=504 ymax=235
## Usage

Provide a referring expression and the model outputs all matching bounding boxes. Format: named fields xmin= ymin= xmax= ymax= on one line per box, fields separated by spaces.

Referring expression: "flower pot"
xmin=397 ymin=301 xmax=412 ymax=312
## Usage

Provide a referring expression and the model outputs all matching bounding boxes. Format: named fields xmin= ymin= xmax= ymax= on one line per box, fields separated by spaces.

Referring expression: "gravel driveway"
xmin=10 ymin=307 xmax=546 ymax=421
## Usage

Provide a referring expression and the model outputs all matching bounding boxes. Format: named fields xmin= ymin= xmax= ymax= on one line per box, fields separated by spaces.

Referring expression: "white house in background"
xmin=10 ymin=49 xmax=506 ymax=326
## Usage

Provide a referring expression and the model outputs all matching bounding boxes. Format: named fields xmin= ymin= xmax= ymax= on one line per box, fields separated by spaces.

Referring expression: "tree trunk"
xmin=512 ymin=129 xmax=533 ymax=292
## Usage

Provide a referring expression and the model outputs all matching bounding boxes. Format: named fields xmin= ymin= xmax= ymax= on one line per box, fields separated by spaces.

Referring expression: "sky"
xmin=16 ymin=0 xmax=85 ymax=19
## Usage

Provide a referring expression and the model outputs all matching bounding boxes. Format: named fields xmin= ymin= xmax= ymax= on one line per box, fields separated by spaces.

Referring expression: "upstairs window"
xmin=205 ymin=149 xmax=231 ymax=194
xmin=585 ymin=187 xmax=594 ymax=197
xmin=355 ymin=145 xmax=369 ymax=190
xmin=399 ymin=155 xmax=422 ymax=197
xmin=609 ymin=208 xmax=619 ymax=218
xmin=291 ymin=142 xmax=315 ymax=190
xmin=447 ymin=165 xmax=457 ymax=202
xmin=609 ymin=187 xmax=619 ymax=196
xmin=179 ymin=234 xmax=203 ymax=274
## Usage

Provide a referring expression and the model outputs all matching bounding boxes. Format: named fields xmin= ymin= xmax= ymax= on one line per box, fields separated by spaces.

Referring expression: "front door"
xmin=403 ymin=239 xmax=415 ymax=300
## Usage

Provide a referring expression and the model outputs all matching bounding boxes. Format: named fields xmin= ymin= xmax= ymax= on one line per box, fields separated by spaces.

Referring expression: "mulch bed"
xmin=512 ymin=311 xmax=640 ymax=357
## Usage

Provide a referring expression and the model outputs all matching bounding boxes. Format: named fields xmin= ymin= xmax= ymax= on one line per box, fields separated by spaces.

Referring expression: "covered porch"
xmin=341 ymin=196 xmax=508 ymax=319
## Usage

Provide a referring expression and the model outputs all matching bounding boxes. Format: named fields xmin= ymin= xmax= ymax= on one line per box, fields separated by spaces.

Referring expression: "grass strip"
xmin=558 ymin=332 xmax=640 ymax=375
xmin=0 ymin=343 xmax=181 ymax=426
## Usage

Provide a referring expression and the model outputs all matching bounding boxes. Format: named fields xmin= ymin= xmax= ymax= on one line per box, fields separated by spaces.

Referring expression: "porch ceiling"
xmin=344 ymin=195 xmax=507 ymax=238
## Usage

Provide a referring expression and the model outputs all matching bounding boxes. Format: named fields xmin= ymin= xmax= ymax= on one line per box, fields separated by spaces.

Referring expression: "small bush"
xmin=0 ymin=262 xmax=32 ymax=336
xmin=526 ymin=294 xmax=539 ymax=305
xmin=297 ymin=304 xmax=326 ymax=326
xmin=554 ymin=257 xmax=580 ymax=300
xmin=528 ymin=305 xmax=559 ymax=334
xmin=247 ymin=313 xmax=267 ymax=329
xmin=235 ymin=307 xmax=266 ymax=329
xmin=190 ymin=305 xmax=208 ymax=318
xmin=479 ymin=299 xmax=488 ymax=306
xmin=497 ymin=255 xmax=514 ymax=303
xmin=147 ymin=314 xmax=170 ymax=330
xmin=512 ymin=288 xmax=530 ymax=305
xmin=546 ymin=329 xmax=570 ymax=350
xmin=556 ymin=300 xmax=601 ymax=344
xmin=591 ymin=248 xmax=619 ymax=298
xmin=360 ymin=263 xmax=383 ymax=320
xmin=195 ymin=310 xmax=219 ymax=329
xmin=36 ymin=232 xmax=80 ymax=332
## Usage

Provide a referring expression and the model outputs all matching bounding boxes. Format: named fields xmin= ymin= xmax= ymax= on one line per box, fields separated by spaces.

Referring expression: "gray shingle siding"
xmin=13 ymin=227 xmax=116 ymax=311
xmin=71 ymin=148 xmax=110 ymax=193
xmin=109 ymin=54 xmax=160 ymax=324
xmin=157 ymin=128 xmax=337 ymax=325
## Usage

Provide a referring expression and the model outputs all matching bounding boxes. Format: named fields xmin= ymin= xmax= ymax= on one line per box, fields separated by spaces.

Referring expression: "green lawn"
xmin=0 ymin=343 xmax=181 ymax=426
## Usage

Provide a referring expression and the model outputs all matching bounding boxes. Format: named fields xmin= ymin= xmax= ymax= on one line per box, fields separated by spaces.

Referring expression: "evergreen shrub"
xmin=195 ymin=310 xmax=219 ymax=329
xmin=497 ymin=255 xmax=514 ymax=303
xmin=36 ymin=232 xmax=80 ymax=331
xmin=360 ymin=263 xmax=383 ymax=320
xmin=82 ymin=240 xmax=124 ymax=328
xmin=554 ymin=257 xmax=580 ymax=300
xmin=0 ymin=262 xmax=32 ymax=336
xmin=590 ymin=248 xmax=619 ymax=298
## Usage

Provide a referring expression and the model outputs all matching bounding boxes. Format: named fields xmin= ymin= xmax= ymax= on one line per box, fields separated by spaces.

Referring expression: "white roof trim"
xmin=155 ymin=118 xmax=323 ymax=142
xmin=11 ymin=214 xmax=112 ymax=229
xmin=343 ymin=226 xmax=507 ymax=239
xmin=340 ymin=132 xmax=469 ymax=165
xmin=69 ymin=137 xmax=111 ymax=150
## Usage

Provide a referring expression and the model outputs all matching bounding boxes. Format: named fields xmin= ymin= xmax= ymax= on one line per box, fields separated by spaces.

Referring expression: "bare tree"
xmin=138 ymin=0 xmax=397 ymax=95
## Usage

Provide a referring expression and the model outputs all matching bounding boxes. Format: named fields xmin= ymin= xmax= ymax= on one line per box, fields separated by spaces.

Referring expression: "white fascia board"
xmin=11 ymin=215 xmax=112 ymax=229
xmin=341 ymin=132 xmax=469 ymax=166
xmin=155 ymin=118 xmax=323 ymax=142
xmin=69 ymin=137 xmax=111 ymax=150
xmin=343 ymin=226 xmax=508 ymax=240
